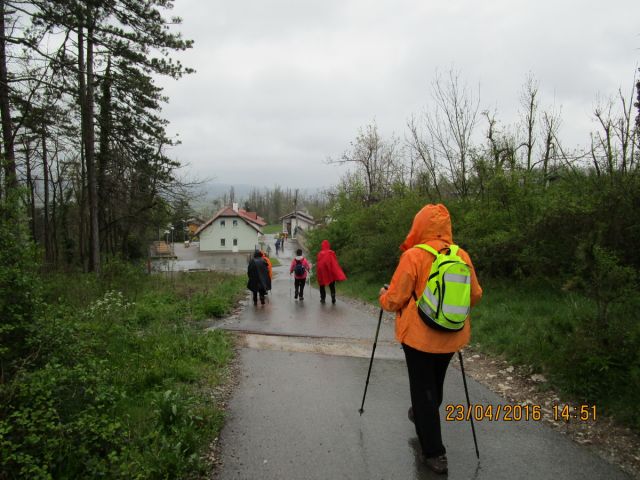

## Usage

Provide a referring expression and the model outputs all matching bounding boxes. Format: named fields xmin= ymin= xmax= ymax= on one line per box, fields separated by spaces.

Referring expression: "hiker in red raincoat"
xmin=315 ymin=240 xmax=346 ymax=304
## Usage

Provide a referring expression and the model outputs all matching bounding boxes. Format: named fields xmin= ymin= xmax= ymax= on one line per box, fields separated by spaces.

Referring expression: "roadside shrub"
xmin=0 ymin=195 xmax=41 ymax=379
xmin=199 ymin=296 xmax=231 ymax=318
xmin=100 ymin=256 xmax=145 ymax=297
xmin=1 ymin=270 xmax=244 ymax=478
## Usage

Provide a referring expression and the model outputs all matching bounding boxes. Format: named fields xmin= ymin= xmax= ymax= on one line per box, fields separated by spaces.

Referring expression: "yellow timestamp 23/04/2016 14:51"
xmin=444 ymin=403 xmax=597 ymax=422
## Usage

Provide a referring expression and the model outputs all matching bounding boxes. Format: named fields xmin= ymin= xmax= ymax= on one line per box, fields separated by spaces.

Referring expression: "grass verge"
xmin=262 ymin=224 xmax=282 ymax=234
xmin=336 ymin=274 xmax=640 ymax=432
xmin=1 ymin=265 xmax=245 ymax=479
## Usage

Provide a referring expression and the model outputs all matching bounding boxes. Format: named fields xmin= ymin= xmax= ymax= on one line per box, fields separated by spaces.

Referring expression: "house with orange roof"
xmin=196 ymin=203 xmax=267 ymax=252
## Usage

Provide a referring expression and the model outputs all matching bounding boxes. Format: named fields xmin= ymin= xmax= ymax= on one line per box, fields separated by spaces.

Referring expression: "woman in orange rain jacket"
xmin=316 ymin=240 xmax=347 ymax=304
xmin=260 ymin=251 xmax=273 ymax=281
xmin=379 ymin=204 xmax=482 ymax=475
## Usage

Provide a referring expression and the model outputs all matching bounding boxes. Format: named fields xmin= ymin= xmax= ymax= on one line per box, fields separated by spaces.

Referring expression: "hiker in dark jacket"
xmin=248 ymin=250 xmax=271 ymax=306
xmin=289 ymin=248 xmax=311 ymax=300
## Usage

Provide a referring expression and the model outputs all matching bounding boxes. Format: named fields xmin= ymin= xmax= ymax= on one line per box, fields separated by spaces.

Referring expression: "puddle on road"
xmin=231 ymin=332 xmax=403 ymax=360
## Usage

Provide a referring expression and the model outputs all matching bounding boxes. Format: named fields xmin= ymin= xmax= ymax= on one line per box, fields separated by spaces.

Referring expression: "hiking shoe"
xmin=320 ymin=298 xmax=326 ymax=304
xmin=408 ymin=406 xmax=414 ymax=424
xmin=299 ymin=296 xmax=304 ymax=301
xmin=331 ymin=297 xmax=336 ymax=304
xmin=294 ymin=293 xmax=298 ymax=299
xmin=424 ymin=455 xmax=448 ymax=474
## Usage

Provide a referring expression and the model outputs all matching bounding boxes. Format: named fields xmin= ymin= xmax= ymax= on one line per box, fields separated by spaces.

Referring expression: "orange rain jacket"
xmin=379 ymin=204 xmax=482 ymax=353
xmin=260 ymin=251 xmax=273 ymax=280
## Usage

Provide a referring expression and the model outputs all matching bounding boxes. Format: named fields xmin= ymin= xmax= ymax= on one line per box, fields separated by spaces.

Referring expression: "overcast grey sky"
xmin=158 ymin=0 xmax=639 ymax=190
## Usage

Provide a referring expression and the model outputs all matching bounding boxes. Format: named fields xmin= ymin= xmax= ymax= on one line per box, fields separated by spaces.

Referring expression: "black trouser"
xmin=319 ymin=282 xmax=335 ymax=301
xmin=252 ymin=289 xmax=266 ymax=304
xmin=294 ymin=278 xmax=306 ymax=298
xmin=402 ymin=343 xmax=454 ymax=458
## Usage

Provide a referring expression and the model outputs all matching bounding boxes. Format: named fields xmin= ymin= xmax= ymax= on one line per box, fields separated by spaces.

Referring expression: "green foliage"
xmin=262 ymin=224 xmax=282 ymax=234
xmin=0 ymin=269 xmax=244 ymax=478
xmin=197 ymin=295 xmax=232 ymax=318
xmin=0 ymin=194 xmax=42 ymax=379
xmin=570 ymin=243 xmax=639 ymax=326
xmin=317 ymin=165 xmax=640 ymax=432
xmin=307 ymin=191 xmax=424 ymax=284
xmin=473 ymin=279 xmax=640 ymax=431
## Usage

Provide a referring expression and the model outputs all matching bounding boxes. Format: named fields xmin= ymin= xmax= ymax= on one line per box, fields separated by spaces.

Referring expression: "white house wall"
xmin=200 ymin=218 xmax=260 ymax=252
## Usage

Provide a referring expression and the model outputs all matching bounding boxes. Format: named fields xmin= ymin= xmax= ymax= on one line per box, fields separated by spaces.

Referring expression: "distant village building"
xmin=196 ymin=203 xmax=266 ymax=252
xmin=280 ymin=211 xmax=315 ymax=237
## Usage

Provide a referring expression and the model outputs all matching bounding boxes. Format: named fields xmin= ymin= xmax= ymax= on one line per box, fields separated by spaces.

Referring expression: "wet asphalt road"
xmin=210 ymin=237 xmax=630 ymax=480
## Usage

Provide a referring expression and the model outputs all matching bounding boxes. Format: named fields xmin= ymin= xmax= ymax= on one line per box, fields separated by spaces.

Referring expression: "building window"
xmin=220 ymin=238 xmax=226 ymax=247
xmin=233 ymin=219 xmax=238 ymax=227
xmin=220 ymin=220 xmax=226 ymax=228
xmin=233 ymin=238 xmax=238 ymax=246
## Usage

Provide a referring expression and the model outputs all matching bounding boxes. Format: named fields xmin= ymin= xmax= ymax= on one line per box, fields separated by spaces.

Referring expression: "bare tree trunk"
xmin=54 ymin=151 xmax=66 ymax=264
xmin=78 ymin=18 xmax=100 ymax=272
xmin=97 ymin=56 xmax=112 ymax=249
xmin=42 ymin=130 xmax=52 ymax=263
xmin=51 ymin=161 xmax=58 ymax=265
xmin=541 ymin=114 xmax=553 ymax=182
xmin=78 ymin=25 xmax=87 ymax=269
xmin=424 ymin=70 xmax=479 ymax=199
xmin=24 ymin=139 xmax=37 ymax=240
xmin=0 ymin=0 xmax=16 ymax=193
xmin=521 ymin=76 xmax=538 ymax=172
xmin=86 ymin=22 xmax=100 ymax=271
xmin=407 ymin=115 xmax=441 ymax=198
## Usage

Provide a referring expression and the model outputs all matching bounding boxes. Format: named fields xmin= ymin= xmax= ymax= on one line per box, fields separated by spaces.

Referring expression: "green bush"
xmin=0 ymin=195 xmax=41 ymax=379
xmin=316 ymin=167 xmax=640 ymax=432
xmin=1 ymin=269 xmax=245 ymax=478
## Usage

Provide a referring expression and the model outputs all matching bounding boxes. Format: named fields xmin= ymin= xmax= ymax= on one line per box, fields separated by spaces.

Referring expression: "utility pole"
xmin=294 ymin=189 xmax=298 ymax=236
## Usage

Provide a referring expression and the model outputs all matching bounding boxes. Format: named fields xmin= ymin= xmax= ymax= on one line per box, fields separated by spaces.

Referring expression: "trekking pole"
xmin=458 ymin=350 xmax=480 ymax=459
xmin=358 ymin=308 xmax=384 ymax=415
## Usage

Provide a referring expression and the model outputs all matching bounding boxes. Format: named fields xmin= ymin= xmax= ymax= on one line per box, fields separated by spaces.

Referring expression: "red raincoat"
xmin=316 ymin=240 xmax=347 ymax=286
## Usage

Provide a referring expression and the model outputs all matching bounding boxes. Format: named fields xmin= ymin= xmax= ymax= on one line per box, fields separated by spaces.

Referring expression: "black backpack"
xmin=294 ymin=259 xmax=306 ymax=276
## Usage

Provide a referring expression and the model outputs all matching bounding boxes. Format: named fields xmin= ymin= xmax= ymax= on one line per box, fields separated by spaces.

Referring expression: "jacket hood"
xmin=400 ymin=204 xmax=453 ymax=252
xmin=295 ymin=255 xmax=304 ymax=261
xmin=321 ymin=240 xmax=331 ymax=250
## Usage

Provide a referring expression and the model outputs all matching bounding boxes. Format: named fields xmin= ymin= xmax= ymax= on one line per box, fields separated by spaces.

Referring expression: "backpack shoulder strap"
xmin=413 ymin=244 xmax=439 ymax=257
xmin=411 ymin=244 xmax=439 ymax=301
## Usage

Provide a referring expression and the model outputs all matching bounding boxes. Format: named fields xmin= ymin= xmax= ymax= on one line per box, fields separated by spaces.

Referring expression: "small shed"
xmin=280 ymin=211 xmax=315 ymax=237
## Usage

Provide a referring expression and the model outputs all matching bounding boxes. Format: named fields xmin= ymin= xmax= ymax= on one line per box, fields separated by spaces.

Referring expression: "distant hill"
xmin=191 ymin=182 xmax=326 ymax=217
xmin=198 ymin=182 xmax=324 ymax=199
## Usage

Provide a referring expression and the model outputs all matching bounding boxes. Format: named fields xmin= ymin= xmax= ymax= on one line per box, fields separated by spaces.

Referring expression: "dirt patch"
xmin=340 ymin=296 xmax=640 ymax=480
